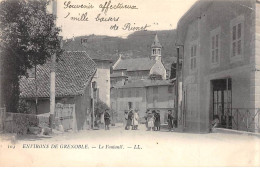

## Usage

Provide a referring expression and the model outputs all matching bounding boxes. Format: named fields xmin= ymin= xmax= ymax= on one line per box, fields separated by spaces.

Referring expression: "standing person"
xmin=172 ymin=109 xmax=178 ymax=130
xmin=167 ymin=110 xmax=173 ymax=131
xmin=154 ymin=110 xmax=161 ymax=131
xmin=147 ymin=111 xmax=155 ymax=131
xmin=144 ymin=109 xmax=150 ymax=130
xmin=132 ymin=109 xmax=139 ymax=130
xmin=126 ymin=110 xmax=133 ymax=130
xmin=104 ymin=109 xmax=110 ymax=130
xmin=124 ymin=110 xmax=128 ymax=130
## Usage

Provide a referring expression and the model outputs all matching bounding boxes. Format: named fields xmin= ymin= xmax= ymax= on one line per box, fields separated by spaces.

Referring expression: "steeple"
xmin=151 ymin=34 xmax=162 ymax=61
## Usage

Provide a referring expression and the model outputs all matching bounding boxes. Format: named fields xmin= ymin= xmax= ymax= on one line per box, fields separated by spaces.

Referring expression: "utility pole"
xmin=175 ymin=47 xmax=180 ymax=127
xmin=35 ymin=64 xmax=38 ymax=114
xmin=49 ymin=0 xmax=57 ymax=129
xmin=92 ymin=81 xmax=97 ymax=129
xmin=176 ymin=44 xmax=184 ymax=128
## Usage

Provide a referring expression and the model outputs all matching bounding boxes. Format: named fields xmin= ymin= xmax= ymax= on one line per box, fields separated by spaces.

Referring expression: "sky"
xmin=53 ymin=0 xmax=197 ymax=39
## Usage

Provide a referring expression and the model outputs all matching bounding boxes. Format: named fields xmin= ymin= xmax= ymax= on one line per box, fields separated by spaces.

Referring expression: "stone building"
xmin=111 ymin=35 xmax=167 ymax=87
xmin=19 ymin=51 xmax=96 ymax=131
xmin=176 ymin=0 xmax=260 ymax=133
xmin=63 ymin=39 xmax=112 ymax=107
xmin=111 ymin=79 xmax=175 ymax=123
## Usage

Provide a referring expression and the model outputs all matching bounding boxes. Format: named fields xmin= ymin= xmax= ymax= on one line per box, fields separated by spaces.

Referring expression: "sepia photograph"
xmin=0 ymin=0 xmax=260 ymax=167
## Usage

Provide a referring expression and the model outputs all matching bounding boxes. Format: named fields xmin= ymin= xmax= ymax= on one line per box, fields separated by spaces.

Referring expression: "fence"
xmin=222 ymin=108 xmax=260 ymax=133
xmin=55 ymin=103 xmax=76 ymax=131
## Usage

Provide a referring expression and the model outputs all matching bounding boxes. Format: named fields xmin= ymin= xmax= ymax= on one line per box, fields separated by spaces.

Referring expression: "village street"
xmin=0 ymin=124 xmax=260 ymax=166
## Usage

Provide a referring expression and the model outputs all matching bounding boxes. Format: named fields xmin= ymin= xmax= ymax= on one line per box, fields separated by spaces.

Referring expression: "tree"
xmin=0 ymin=0 xmax=63 ymax=112
xmin=170 ymin=62 xmax=176 ymax=79
xmin=149 ymin=74 xmax=163 ymax=80
xmin=94 ymin=99 xmax=110 ymax=118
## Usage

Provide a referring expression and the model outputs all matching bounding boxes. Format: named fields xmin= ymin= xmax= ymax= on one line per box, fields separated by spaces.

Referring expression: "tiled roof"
xmin=20 ymin=51 xmax=97 ymax=98
xmin=118 ymin=79 xmax=174 ymax=89
xmin=113 ymin=58 xmax=156 ymax=71
xmin=110 ymin=72 xmax=127 ymax=78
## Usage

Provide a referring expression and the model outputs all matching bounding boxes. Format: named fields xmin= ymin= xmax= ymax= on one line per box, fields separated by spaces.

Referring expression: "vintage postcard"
xmin=0 ymin=0 xmax=260 ymax=167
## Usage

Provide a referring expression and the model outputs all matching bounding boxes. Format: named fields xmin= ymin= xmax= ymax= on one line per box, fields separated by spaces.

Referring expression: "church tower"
xmin=151 ymin=34 xmax=162 ymax=61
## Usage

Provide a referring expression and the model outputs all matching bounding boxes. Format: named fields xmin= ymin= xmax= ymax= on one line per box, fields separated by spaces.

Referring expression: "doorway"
xmin=128 ymin=102 xmax=133 ymax=110
xmin=212 ymin=78 xmax=232 ymax=128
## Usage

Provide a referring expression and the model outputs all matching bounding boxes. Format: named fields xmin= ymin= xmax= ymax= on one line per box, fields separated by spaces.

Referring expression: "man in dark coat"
xmin=104 ymin=109 xmax=110 ymax=130
xmin=167 ymin=110 xmax=174 ymax=131
xmin=126 ymin=110 xmax=133 ymax=130
xmin=154 ymin=110 xmax=161 ymax=131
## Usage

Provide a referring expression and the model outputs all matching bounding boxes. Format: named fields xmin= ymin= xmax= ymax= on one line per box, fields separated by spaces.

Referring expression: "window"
xmin=158 ymin=49 xmax=161 ymax=55
xmin=190 ymin=43 xmax=197 ymax=71
xmin=168 ymin=86 xmax=173 ymax=93
xmin=153 ymin=87 xmax=158 ymax=107
xmin=128 ymin=89 xmax=132 ymax=97
xmin=210 ymin=27 xmax=221 ymax=66
xmin=136 ymin=89 xmax=140 ymax=97
xmin=152 ymin=49 xmax=156 ymax=55
xmin=120 ymin=89 xmax=124 ymax=98
xmin=135 ymin=102 xmax=139 ymax=110
xmin=153 ymin=87 xmax=158 ymax=94
xmin=230 ymin=15 xmax=244 ymax=61
xmin=119 ymin=101 xmax=123 ymax=110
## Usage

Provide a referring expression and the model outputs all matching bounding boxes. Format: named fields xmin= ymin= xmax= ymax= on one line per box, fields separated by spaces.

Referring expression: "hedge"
xmin=5 ymin=113 xmax=39 ymax=135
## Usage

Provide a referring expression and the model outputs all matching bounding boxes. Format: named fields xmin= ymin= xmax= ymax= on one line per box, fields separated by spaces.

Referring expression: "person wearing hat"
xmin=154 ymin=110 xmax=161 ymax=131
xmin=126 ymin=109 xmax=133 ymax=130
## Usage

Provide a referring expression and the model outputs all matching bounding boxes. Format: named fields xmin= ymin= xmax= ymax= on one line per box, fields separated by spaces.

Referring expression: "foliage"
xmin=5 ymin=113 xmax=39 ymax=134
xmin=0 ymin=0 xmax=63 ymax=112
xmin=17 ymin=99 xmax=31 ymax=114
xmin=149 ymin=74 xmax=163 ymax=80
xmin=94 ymin=99 xmax=110 ymax=117
xmin=170 ymin=62 xmax=176 ymax=79
xmin=63 ymin=30 xmax=177 ymax=71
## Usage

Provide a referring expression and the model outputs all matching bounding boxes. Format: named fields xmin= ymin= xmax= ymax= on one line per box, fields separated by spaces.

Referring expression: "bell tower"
xmin=151 ymin=34 xmax=162 ymax=61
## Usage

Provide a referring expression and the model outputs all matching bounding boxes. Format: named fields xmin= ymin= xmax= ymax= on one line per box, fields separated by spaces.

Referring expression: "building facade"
xmin=92 ymin=59 xmax=112 ymax=107
xmin=20 ymin=51 xmax=97 ymax=131
xmin=63 ymin=39 xmax=113 ymax=108
xmin=111 ymin=79 xmax=175 ymax=123
xmin=177 ymin=0 xmax=260 ymax=133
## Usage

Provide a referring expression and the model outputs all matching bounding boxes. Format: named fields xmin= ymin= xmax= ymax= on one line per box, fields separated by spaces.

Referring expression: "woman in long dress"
xmin=147 ymin=112 xmax=154 ymax=131
xmin=132 ymin=110 xmax=139 ymax=130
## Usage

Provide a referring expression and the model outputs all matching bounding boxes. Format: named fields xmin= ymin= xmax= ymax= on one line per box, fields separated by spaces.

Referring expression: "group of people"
xmin=145 ymin=109 xmax=177 ymax=131
xmin=145 ymin=110 xmax=161 ymax=131
xmin=124 ymin=109 xmax=139 ymax=130
xmin=100 ymin=109 xmax=178 ymax=132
